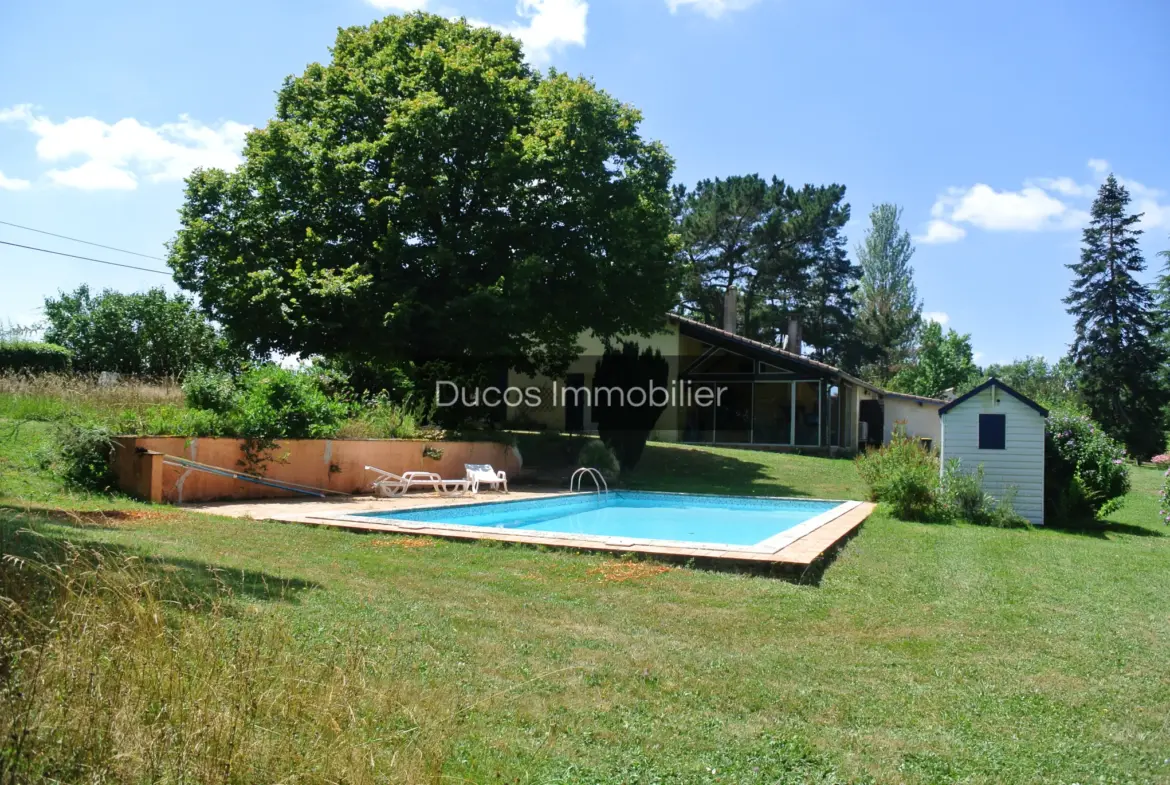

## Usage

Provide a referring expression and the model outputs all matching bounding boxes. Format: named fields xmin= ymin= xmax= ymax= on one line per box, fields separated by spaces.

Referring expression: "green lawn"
xmin=2 ymin=423 xmax=1169 ymax=783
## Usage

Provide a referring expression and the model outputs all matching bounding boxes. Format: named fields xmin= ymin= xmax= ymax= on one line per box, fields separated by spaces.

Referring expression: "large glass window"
xmin=682 ymin=383 xmax=717 ymax=443
xmin=714 ymin=382 xmax=752 ymax=443
xmin=794 ymin=381 xmax=820 ymax=446
xmin=751 ymin=382 xmax=792 ymax=444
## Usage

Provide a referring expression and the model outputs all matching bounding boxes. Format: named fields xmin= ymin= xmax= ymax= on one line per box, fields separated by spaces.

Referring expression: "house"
xmin=859 ymin=389 xmax=946 ymax=449
xmin=938 ymin=377 xmax=1047 ymax=524
xmin=505 ymin=298 xmax=942 ymax=452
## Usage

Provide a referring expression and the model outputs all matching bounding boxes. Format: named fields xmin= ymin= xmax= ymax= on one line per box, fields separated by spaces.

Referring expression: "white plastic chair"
xmin=465 ymin=463 xmax=508 ymax=493
xmin=365 ymin=466 xmax=469 ymax=497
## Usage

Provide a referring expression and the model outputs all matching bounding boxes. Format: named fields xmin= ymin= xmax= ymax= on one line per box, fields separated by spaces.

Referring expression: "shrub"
xmin=227 ymin=366 xmax=351 ymax=441
xmin=1159 ymin=471 xmax=1170 ymax=527
xmin=939 ymin=461 xmax=1030 ymax=528
xmin=855 ymin=426 xmax=941 ymax=521
xmin=578 ymin=440 xmax=620 ymax=482
xmin=0 ymin=340 xmax=72 ymax=373
xmin=1151 ymin=454 xmax=1170 ymax=467
xmin=53 ymin=422 xmax=117 ymax=491
xmin=592 ymin=342 xmax=670 ymax=472
xmin=1045 ymin=409 xmax=1129 ymax=523
xmin=337 ymin=393 xmax=431 ymax=439
xmin=182 ymin=368 xmax=238 ymax=412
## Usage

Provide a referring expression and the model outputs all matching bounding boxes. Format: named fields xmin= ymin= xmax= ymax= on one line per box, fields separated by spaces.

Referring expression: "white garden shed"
xmin=938 ymin=378 xmax=1048 ymax=524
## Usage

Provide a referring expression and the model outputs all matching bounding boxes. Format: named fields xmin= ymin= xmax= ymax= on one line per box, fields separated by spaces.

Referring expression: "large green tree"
xmin=673 ymin=176 xmax=854 ymax=357
xmin=1064 ymin=175 xmax=1166 ymax=459
xmin=43 ymin=285 xmax=237 ymax=377
xmin=855 ymin=204 xmax=921 ymax=385
xmin=169 ymin=13 xmax=677 ymax=382
xmin=887 ymin=320 xmax=977 ymax=398
xmin=792 ymin=184 xmax=856 ymax=366
xmin=980 ymin=356 xmax=1082 ymax=411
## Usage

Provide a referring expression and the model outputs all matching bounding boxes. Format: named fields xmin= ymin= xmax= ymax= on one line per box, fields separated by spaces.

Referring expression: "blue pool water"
xmin=356 ymin=492 xmax=842 ymax=546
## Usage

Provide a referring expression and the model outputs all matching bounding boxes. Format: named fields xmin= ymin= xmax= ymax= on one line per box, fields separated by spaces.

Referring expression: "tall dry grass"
xmin=0 ymin=533 xmax=457 ymax=784
xmin=0 ymin=371 xmax=184 ymax=423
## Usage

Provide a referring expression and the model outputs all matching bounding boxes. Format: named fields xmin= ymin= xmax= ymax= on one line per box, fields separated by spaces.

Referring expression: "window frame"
xmin=978 ymin=413 xmax=1006 ymax=450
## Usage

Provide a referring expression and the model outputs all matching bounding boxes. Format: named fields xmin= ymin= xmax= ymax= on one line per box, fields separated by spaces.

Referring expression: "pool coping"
xmin=308 ymin=491 xmax=876 ymax=566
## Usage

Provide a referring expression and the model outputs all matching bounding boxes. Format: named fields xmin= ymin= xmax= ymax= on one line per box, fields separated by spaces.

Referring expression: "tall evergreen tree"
xmin=1064 ymin=175 xmax=1166 ymax=459
xmin=855 ymin=204 xmax=922 ymax=384
xmin=792 ymin=184 xmax=858 ymax=366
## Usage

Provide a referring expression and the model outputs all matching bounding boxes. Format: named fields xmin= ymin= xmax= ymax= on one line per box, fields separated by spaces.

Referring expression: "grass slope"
xmin=2 ymin=423 xmax=1168 ymax=783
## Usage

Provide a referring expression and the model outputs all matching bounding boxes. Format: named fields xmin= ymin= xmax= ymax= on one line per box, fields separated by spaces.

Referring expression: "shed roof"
xmin=938 ymin=377 xmax=1049 ymax=417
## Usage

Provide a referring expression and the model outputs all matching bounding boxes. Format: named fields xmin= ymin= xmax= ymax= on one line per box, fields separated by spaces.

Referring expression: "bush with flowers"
xmin=1045 ymin=409 xmax=1130 ymax=523
xmin=1151 ymin=454 xmax=1170 ymax=467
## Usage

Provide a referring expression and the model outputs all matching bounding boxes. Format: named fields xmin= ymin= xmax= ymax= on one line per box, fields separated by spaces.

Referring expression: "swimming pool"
xmin=348 ymin=491 xmax=859 ymax=554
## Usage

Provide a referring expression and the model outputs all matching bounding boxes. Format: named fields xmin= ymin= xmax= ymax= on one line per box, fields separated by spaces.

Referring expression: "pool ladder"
xmin=570 ymin=467 xmax=609 ymax=497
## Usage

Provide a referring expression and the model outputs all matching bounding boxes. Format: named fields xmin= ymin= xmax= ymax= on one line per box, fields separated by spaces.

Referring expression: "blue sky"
xmin=1 ymin=0 xmax=1168 ymax=365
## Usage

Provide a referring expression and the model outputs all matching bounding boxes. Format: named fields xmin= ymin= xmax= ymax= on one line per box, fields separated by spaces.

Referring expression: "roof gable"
xmin=938 ymin=377 xmax=1049 ymax=417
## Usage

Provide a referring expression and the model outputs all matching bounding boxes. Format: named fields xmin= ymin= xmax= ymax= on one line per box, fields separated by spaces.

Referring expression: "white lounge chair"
xmin=465 ymin=463 xmax=508 ymax=493
xmin=364 ymin=466 xmax=469 ymax=497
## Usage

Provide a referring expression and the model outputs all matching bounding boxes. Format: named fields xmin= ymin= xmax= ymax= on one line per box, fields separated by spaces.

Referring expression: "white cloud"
xmin=918 ymin=159 xmax=1170 ymax=242
xmin=666 ymin=0 xmax=760 ymax=17
xmin=46 ymin=160 xmax=137 ymax=190
xmin=1029 ymin=176 xmax=1095 ymax=198
xmin=947 ymin=184 xmax=1072 ymax=231
xmin=0 ymin=104 xmax=250 ymax=191
xmin=366 ymin=0 xmax=429 ymax=8
xmin=915 ymin=219 xmax=966 ymax=244
xmin=0 ymin=170 xmax=31 ymax=191
xmin=474 ymin=0 xmax=588 ymax=65
xmin=1088 ymin=158 xmax=1109 ymax=175
xmin=922 ymin=311 xmax=950 ymax=326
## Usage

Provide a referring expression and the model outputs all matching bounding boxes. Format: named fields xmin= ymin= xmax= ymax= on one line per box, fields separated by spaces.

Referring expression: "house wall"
xmin=940 ymin=387 xmax=1045 ymax=524
xmin=506 ymin=323 xmax=686 ymax=441
xmin=884 ymin=398 xmax=943 ymax=446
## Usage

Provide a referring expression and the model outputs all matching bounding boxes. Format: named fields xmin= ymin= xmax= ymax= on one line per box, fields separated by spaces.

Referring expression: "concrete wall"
xmin=884 ymin=397 xmax=943 ymax=446
xmin=940 ymin=386 xmax=1045 ymax=524
xmin=111 ymin=437 xmax=522 ymax=504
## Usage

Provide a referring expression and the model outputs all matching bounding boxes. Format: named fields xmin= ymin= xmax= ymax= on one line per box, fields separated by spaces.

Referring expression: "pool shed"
xmin=938 ymin=378 xmax=1048 ymax=524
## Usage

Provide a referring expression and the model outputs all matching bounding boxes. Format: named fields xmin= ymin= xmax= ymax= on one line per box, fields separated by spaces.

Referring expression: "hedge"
xmin=0 ymin=341 xmax=73 ymax=373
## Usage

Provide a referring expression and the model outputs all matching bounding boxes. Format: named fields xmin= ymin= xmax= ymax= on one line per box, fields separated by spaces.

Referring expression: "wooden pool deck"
xmin=190 ymin=492 xmax=875 ymax=567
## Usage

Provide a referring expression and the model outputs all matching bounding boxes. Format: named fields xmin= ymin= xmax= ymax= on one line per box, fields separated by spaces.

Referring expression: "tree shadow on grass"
xmin=1042 ymin=518 xmax=1165 ymax=540
xmin=0 ymin=511 xmax=323 ymax=608
xmin=621 ymin=444 xmax=807 ymax=497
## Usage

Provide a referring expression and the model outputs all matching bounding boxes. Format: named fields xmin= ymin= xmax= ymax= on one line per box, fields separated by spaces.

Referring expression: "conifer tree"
xmin=855 ymin=204 xmax=921 ymax=384
xmin=1064 ymin=175 xmax=1166 ymax=459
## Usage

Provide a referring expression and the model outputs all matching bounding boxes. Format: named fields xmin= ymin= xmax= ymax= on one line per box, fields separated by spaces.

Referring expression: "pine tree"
xmin=792 ymin=184 xmax=859 ymax=366
xmin=855 ymin=204 xmax=922 ymax=384
xmin=1064 ymin=175 xmax=1167 ymax=459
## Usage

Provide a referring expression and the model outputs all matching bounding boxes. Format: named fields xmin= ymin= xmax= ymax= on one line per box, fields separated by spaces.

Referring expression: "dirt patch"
xmin=37 ymin=508 xmax=178 ymax=527
xmin=368 ymin=536 xmax=437 ymax=550
xmin=588 ymin=560 xmax=672 ymax=583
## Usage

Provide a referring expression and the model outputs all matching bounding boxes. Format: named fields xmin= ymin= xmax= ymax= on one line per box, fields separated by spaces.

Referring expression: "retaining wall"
xmin=110 ymin=437 xmax=521 ymax=504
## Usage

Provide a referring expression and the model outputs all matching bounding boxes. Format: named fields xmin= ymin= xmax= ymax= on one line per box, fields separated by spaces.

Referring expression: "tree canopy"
xmin=169 ymin=13 xmax=677 ymax=381
xmin=1064 ymin=175 xmax=1166 ymax=459
xmin=43 ymin=285 xmax=237 ymax=377
xmin=672 ymin=175 xmax=855 ymax=361
xmin=887 ymin=320 xmax=977 ymax=399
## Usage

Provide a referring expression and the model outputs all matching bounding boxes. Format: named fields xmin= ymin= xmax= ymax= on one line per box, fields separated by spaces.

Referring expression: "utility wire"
xmin=0 ymin=240 xmax=172 ymax=276
xmin=0 ymin=219 xmax=165 ymax=261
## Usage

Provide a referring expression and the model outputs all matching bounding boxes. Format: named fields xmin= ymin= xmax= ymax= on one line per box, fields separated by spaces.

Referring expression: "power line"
xmin=0 ymin=219 xmax=165 ymax=261
xmin=0 ymin=240 xmax=172 ymax=276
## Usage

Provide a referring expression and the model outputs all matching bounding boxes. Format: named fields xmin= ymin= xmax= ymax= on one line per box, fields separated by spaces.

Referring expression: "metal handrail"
xmin=569 ymin=467 xmax=609 ymax=497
